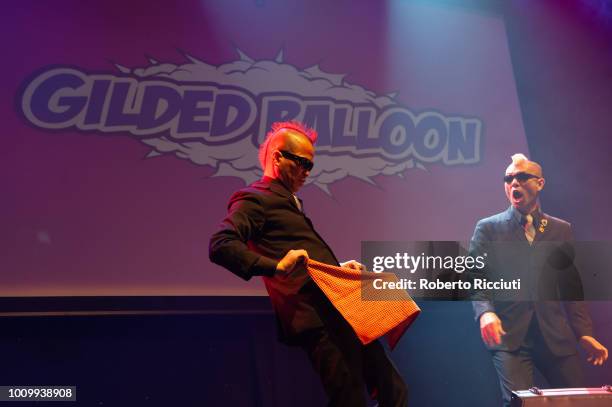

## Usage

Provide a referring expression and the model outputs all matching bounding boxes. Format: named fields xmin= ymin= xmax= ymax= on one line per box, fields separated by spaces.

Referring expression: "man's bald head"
xmin=259 ymin=121 xmax=317 ymax=171
xmin=506 ymin=153 xmax=543 ymax=178
xmin=259 ymin=121 xmax=317 ymax=192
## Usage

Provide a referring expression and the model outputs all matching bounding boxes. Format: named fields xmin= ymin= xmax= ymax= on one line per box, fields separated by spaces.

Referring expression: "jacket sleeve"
xmin=208 ymin=191 xmax=278 ymax=281
xmin=561 ymin=223 xmax=594 ymax=338
xmin=564 ymin=301 xmax=594 ymax=338
xmin=469 ymin=220 xmax=496 ymax=321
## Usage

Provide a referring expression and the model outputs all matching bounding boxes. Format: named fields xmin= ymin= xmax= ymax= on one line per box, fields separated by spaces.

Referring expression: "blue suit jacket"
xmin=470 ymin=206 xmax=592 ymax=355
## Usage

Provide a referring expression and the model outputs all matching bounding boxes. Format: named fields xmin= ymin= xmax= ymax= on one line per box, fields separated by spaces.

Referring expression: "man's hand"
xmin=479 ymin=312 xmax=506 ymax=347
xmin=276 ymin=249 xmax=309 ymax=276
xmin=579 ymin=336 xmax=609 ymax=366
xmin=340 ymin=260 xmax=367 ymax=272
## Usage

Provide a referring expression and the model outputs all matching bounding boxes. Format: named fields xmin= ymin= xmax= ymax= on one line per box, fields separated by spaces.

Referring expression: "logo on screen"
xmin=19 ymin=50 xmax=483 ymax=191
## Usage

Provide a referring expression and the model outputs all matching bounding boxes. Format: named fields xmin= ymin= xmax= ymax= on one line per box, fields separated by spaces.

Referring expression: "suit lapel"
xmin=260 ymin=178 xmax=304 ymax=212
xmin=532 ymin=214 xmax=549 ymax=244
xmin=504 ymin=207 xmax=528 ymax=242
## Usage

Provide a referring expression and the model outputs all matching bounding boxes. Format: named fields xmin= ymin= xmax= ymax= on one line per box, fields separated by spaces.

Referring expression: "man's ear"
xmin=537 ymin=177 xmax=545 ymax=191
xmin=271 ymin=149 xmax=282 ymax=167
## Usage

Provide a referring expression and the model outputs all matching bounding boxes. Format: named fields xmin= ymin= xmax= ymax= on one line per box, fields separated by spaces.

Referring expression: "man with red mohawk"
xmin=210 ymin=121 xmax=408 ymax=406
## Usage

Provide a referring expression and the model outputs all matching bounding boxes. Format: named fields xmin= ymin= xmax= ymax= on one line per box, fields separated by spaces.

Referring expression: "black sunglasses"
xmin=279 ymin=150 xmax=314 ymax=171
xmin=504 ymin=172 xmax=540 ymax=184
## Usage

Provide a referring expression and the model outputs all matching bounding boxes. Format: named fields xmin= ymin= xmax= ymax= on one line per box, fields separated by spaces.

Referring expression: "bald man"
xmin=209 ymin=121 xmax=407 ymax=406
xmin=470 ymin=154 xmax=608 ymax=407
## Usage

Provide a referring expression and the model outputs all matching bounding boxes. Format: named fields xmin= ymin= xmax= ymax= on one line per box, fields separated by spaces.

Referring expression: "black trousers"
xmin=491 ymin=317 xmax=584 ymax=407
xmin=297 ymin=290 xmax=408 ymax=407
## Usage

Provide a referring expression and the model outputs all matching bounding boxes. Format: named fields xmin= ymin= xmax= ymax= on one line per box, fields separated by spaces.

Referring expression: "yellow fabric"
xmin=307 ymin=259 xmax=421 ymax=350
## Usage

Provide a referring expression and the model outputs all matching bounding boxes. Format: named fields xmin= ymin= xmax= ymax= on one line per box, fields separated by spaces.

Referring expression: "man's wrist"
xmin=251 ymin=255 xmax=279 ymax=277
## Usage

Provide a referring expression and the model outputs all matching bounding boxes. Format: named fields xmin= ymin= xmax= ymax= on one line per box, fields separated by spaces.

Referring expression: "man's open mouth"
xmin=512 ymin=190 xmax=523 ymax=199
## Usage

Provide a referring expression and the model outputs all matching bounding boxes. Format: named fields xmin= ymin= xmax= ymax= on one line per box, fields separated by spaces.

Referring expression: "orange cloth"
xmin=307 ymin=259 xmax=420 ymax=350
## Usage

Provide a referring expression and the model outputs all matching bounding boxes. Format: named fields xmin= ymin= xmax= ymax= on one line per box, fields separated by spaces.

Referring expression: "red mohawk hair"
xmin=258 ymin=121 xmax=318 ymax=168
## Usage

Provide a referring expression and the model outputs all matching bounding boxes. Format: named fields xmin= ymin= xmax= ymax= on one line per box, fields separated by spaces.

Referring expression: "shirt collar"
xmin=509 ymin=205 xmax=543 ymax=225
xmin=260 ymin=176 xmax=293 ymax=198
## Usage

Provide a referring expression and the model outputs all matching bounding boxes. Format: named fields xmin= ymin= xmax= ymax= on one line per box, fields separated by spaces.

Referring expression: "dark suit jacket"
xmin=470 ymin=206 xmax=592 ymax=355
xmin=209 ymin=177 xmax=340 ymax=342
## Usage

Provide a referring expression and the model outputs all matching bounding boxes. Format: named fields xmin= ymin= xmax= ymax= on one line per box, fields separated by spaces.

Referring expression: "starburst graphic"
xmin=21 ymin=49 xmax=482 ymax=193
